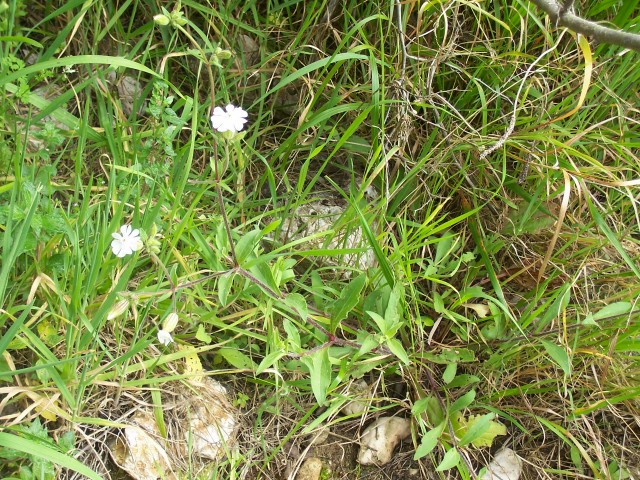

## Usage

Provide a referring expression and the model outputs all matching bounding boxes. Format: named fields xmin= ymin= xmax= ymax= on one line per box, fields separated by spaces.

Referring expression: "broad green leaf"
xmin=414 ymin=422 xmax=445 ymax=459
xmin=330 ymin=274 xmax=366 ymax=331
xmin=283 ymin=319 xmax=301 ymax=349
xmin=218 ymin=347 xmax=257 ymax=370
xmin=358 ymin=334 xmax=379 ymax=356
xmin=447 ymin=374 xmax=480 ymax=388
xmin=457 ymin=413 xmax=506 ymax=448
xmin=217 ymin=273 xmax=234 ymax=306
xmin=367 ymin=311 xmax=388 ymax=335
xmin=301 ymin=348 xmax=332 ymax=405
xmin=434 ymin=292 xmax=444 ymax=313
xmin=235 ymin=229 xmax=262 ymax=263
xmin=436 ymin=447 xmax=460 ymax=471
xmin=442 ymin=362 xmax=457 ymax=384
xmin=363 ymin=285 xmax=392 ymax=319
xmin=261 ymin=218 xmax=281 ymax=237
xmin=541 ymin=340 xmax=571 ymax=376
xmin=412 ymin=396 xmax=445 ymax=427
xmin=195 ymin=325 xmax=212 ymax=344
xmin=449 ymin=389 xmax=476 ymax=414
xmin=386 ymin=337 xmax=410 ymax=365
xmin=256 ymin=350 xmax=286 ymax=375
xmin=583 ymin=301 xmax=632 ymax=325
xmin=384 ymin=283 xmax=404 ymax=327
xmin=248 ymin=260 xmax=280 ymax=296
xmin=283 ymin=293 xmax=308 ymax=321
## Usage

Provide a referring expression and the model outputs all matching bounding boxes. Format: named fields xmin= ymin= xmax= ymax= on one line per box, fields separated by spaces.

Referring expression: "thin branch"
xmin=529 ymin=0 xmax=640 ymax=52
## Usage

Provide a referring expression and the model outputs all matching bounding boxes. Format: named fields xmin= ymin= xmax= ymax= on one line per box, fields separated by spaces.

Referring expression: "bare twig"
xmin=530 ymin=0 xmax=640 ymax=52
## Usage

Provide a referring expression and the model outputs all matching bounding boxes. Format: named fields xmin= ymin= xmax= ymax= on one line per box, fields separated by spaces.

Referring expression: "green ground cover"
xmin=0 ymin=1 xmax=639 ymax=478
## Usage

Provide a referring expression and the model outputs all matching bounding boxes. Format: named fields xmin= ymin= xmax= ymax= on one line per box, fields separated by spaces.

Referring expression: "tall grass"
xmin=0 ymin=1 xmax=638 ymax=479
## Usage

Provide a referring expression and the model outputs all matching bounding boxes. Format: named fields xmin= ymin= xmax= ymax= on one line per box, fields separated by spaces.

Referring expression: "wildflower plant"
xmin=111 ymin=224 xmax=143 ymax=258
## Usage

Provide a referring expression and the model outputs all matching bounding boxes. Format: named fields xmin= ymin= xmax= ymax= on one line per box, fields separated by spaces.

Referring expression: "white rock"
xmin=283 ymin=200 xmax=375 ymax=275
xmin=109 ymin=411 xmax=175 ymax=480
xmin=294 ymin=457 xmax=324 ymax=480
xmin=306 ymin=425 xmax=331 ymax=446
xmin=357 ymin=417 xmax=411 ymax=465
xmin=342 ymin=380 xmax=371 ymax=417
xmin=481 ymin=448 xmax=522 ymax=480
xmin=184 ymin=378 xmax=238 ymax=460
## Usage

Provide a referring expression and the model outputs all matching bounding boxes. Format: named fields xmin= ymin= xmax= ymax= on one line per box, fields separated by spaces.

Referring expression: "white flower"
xmin=111 ymin=224 xmax=143 ymax=258
xmin=157 ymin=329 xmax=173 ymax=346
xmin=210 ymin=104 xmax=248 ymax=133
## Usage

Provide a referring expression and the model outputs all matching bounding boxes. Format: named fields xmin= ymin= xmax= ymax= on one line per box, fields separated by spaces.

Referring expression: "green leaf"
xmin=358 ymin=334 xmax=379 ymax=356
xmin=218 ymin=347 xmax=257 ymax=370
xmin=414 ymin=422 xmax=444 ymax=460
xmin=256 ymin=350 xmax=286 ymax=375
xmin=330 ymin=274 xmax=366 ymax=331
xmin=195 ymin=324 xmax=212 ymax=344
xmin=367 ymin=311 xmax=388 ymax=335
xmin=436 ymin=447 xmax=460 ymax=471
xmin=384 ymin=283 xmax=403 ymax=327
xmin=449 ymin=389 xmax=476 ymax=414
xmin=457 ymin=413 xmax=506 ymax=448
xmin=301 ymin=348 xmax=332 ymax=405
xmin=235 ymin=229 xmax=261 ymax=263
xmin=0 ymin=432 xmax=102 ymax=480
xmin=442 ymin=363 xmax=457 ymax=384
xmin=541 ymin=340 xmax=571 ymax=376
xmin=386 ymin=337 xmax=410 ymax=365
xmin=583 ymin=301 xmax=632 ymax=326
xmin=217 ymin=273 xmax=234 ymax=306
xmin=447 ymin=374 xmax=480 ymax=388
xmin=283 ymin=319 xmax=301 ymax=349
xmin=433 ymin=292 xmax=444 ymax=313
xmin=412 ymin=396 xmax=445 ymax=426
xmin=283 ymin=293 xmax=308 ymax=321
xmin=248 ymin=260 xmax=280 ymax=296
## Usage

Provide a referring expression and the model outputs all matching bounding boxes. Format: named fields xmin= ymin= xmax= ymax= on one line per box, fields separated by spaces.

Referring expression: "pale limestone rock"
xmin=183 ymin=377 xmax=238 ymax=460
xmin=342 ymin=379 xmax=371 ymax=416
xmin=109 ymin=411 xmax=175 ymax=480
xmin=294 ymin=457 xmax=324 ymax=480
xmin=357 ymin=417 xmax=411 ymax=465
xmin=481 ymin=448 xmax=523 ymax=480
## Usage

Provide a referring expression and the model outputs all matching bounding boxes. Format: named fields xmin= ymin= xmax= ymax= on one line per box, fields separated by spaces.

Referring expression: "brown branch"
xmin=529 ymin=0 xmax=640 ymax=52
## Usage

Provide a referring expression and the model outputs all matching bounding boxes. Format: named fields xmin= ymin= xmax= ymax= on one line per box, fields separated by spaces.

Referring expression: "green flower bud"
xmin=153 ymin=14 xmax=171 ymax=26
xmin=162 ymin=312 xmax=180 ymax=333
xmin=170 ymin=10 xmax=187 ymax=26
xmin=107 ymin=299 xmax=130 ymax=320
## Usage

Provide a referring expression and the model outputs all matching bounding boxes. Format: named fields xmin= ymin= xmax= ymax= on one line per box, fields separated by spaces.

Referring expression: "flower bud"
xmin=162 ymin=312 xmax=179 ymax=333
xmin=170 ymin=10 xmax=187 ymax=26
xmin=153 ymin=14 xmax=171 ymax=26
xmin=215 ymin=47 xmax=233 ymax=60
xmin=107 ymin=299 xmax=130 ymax=320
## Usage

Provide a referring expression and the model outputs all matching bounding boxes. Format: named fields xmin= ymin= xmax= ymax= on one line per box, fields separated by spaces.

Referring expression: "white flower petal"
xmin=157 ymin=329 xmax=173 ymax=346
xmin=111 ymin=224 xmax=143 ymax=258
xmin=210 ymin=104 xmax=248 ymax=134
